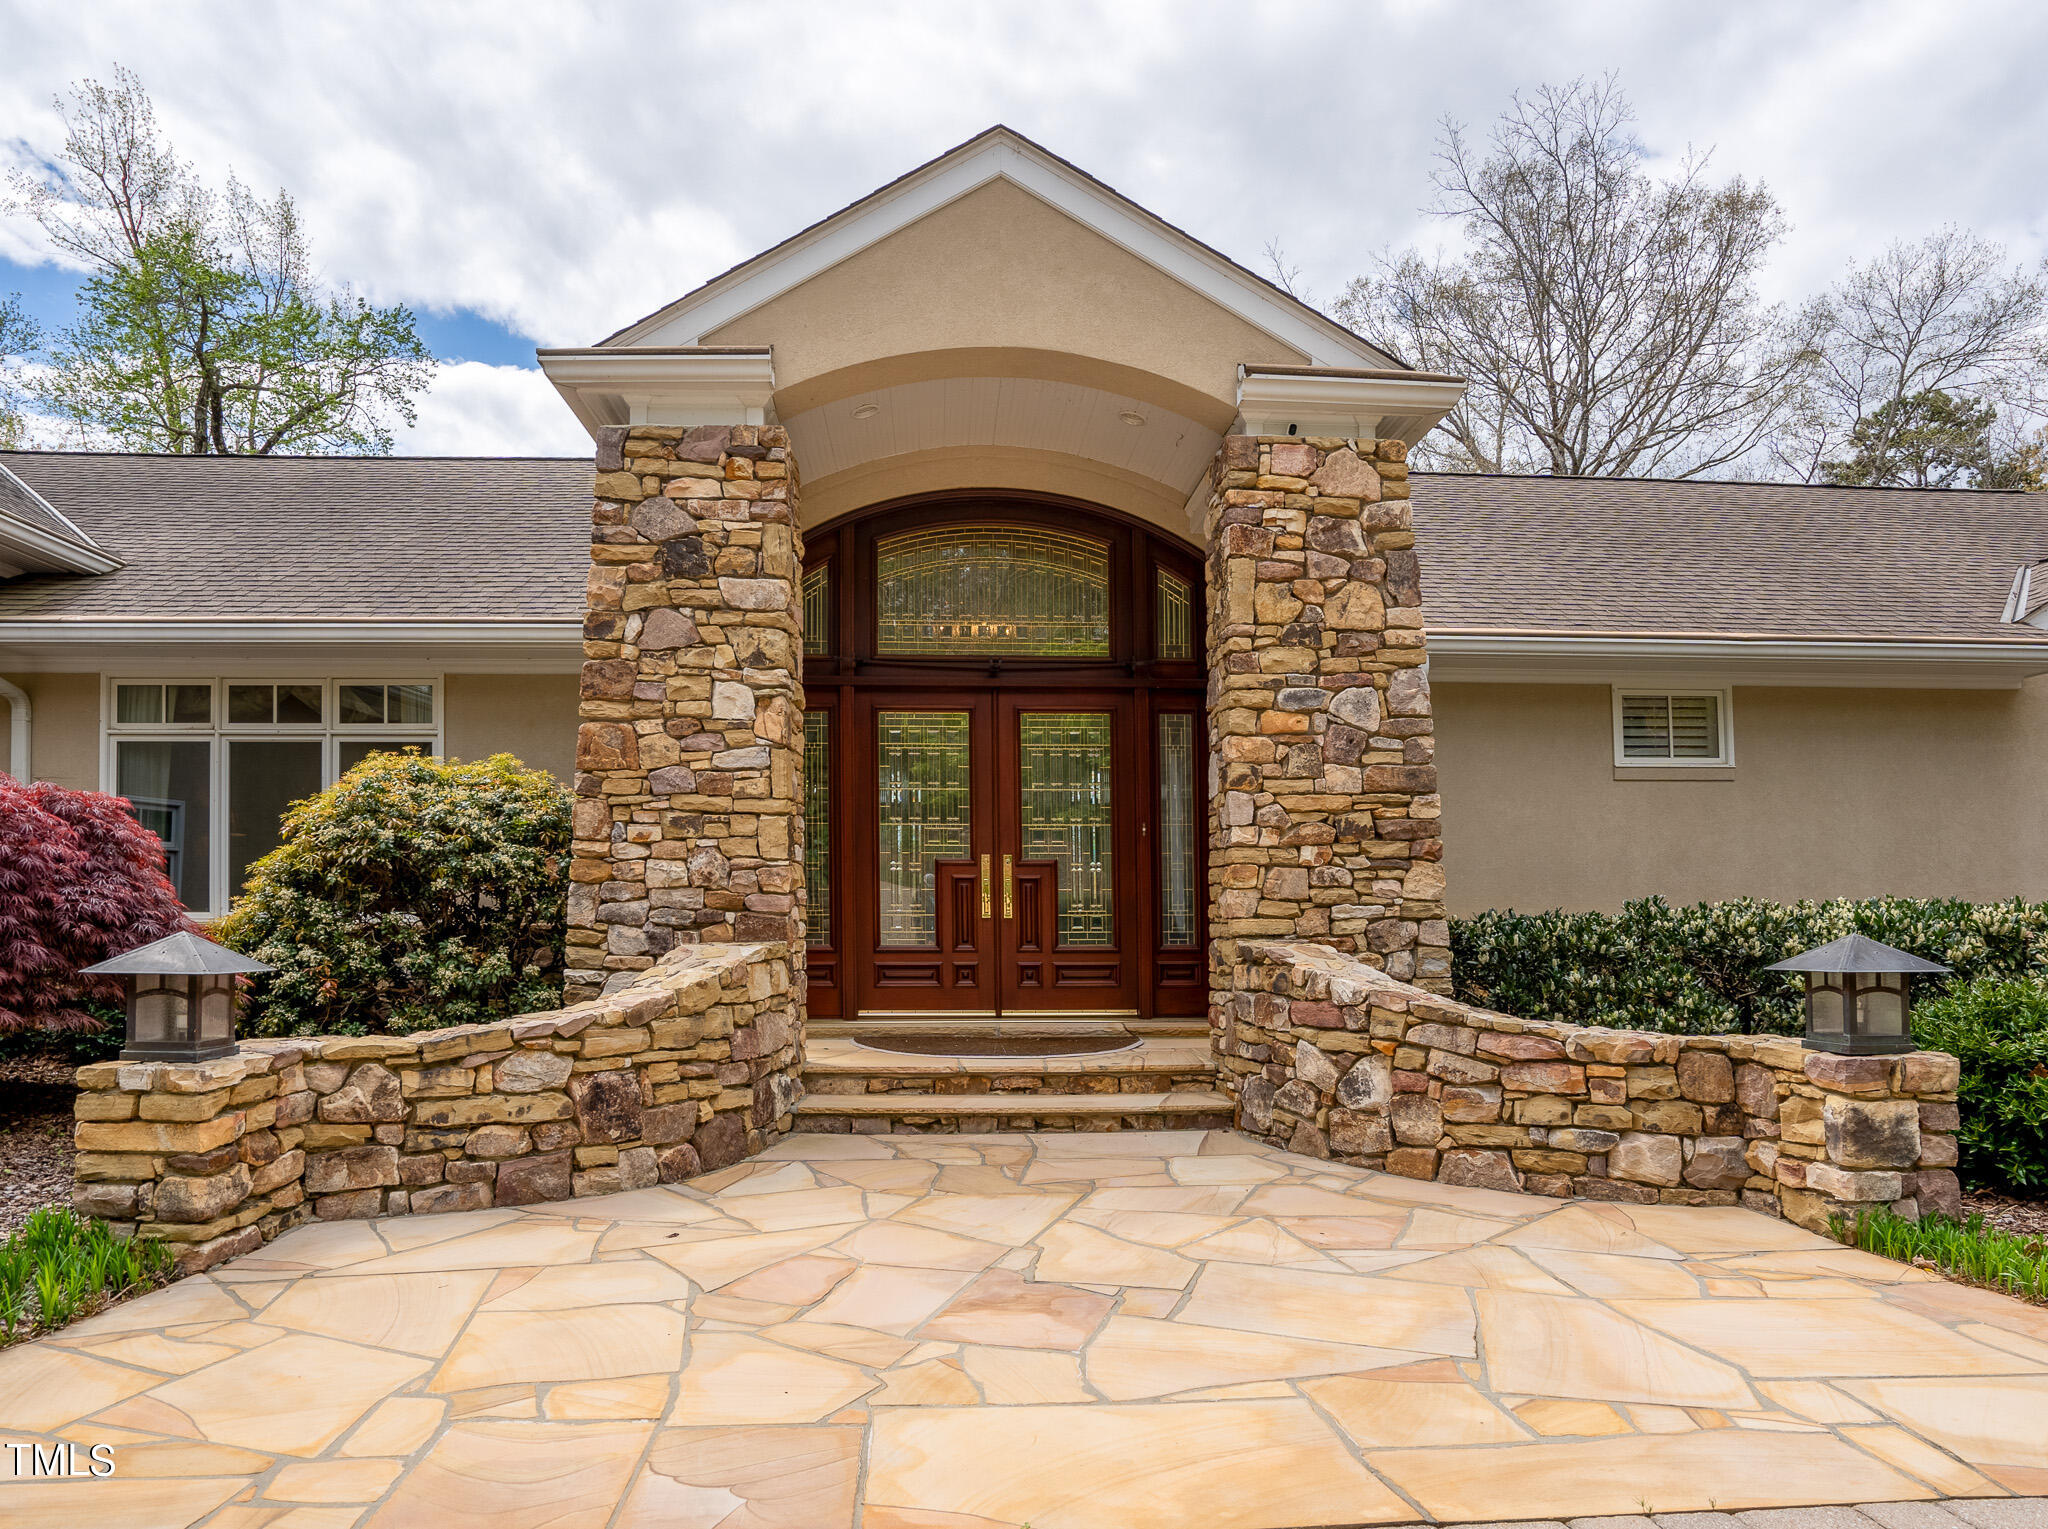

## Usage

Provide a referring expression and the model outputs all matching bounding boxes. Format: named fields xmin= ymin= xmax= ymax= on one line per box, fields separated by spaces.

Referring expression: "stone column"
xmin=1204 ymin=434 xmax=1449 ymax=1005
xmin=566 ymin=425 xmax=806 ymax=1006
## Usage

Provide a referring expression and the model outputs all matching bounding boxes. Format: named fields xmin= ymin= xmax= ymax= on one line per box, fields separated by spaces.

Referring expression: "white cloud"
xmin=4 ymin=0 xmax=2047 ymax=449
xmin=392 ymin=362 xmax=587 ymax=457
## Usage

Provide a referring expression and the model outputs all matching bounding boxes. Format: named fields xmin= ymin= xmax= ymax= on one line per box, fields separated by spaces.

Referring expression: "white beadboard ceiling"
xmin=783 ymin=376 xmax=1221 ymax=496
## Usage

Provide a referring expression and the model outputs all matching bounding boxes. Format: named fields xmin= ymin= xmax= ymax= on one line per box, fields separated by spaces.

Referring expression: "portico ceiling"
xmin=782 ymin=375 xmax=1220 ymax=508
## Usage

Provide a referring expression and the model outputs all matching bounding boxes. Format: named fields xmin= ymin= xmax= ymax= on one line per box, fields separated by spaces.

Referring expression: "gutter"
xmin=0 ymin=675 xmax=27 ymax=781
xmin=0 ymin=620 xmax=582 ymax=645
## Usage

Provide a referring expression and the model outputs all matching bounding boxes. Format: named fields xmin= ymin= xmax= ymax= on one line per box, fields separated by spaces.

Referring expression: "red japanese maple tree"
xmin=0 ymin=779 xmax=191 ymax=1033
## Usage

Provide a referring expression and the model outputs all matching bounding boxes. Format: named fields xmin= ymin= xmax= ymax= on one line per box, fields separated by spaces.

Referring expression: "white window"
xmin=106 ymin=677 xmax=441 ymax=917
xmin=1612 ymin=689 xmax=1732 ymax=767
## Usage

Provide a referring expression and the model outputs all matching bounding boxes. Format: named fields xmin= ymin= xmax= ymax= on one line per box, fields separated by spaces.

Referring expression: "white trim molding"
xmin=1236 ymin=368 xmax=1467 ymax=447
xmin=1427 ymin=633 xmax=2048 ymax=690
xmin=603 ymin=127 xmax=1401 ymax=373
xmin=1611 ymin=685 xmax=1734 ymax=770
xmin=0 ymin=460 xmax=122 ymax=575
xmin=537 ymin=348 xmax=777 ymax=437
xmin=0 ymin=674 xmax=28 ymax=780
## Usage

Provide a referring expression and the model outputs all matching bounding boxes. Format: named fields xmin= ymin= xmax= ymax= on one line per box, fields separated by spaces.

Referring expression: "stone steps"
xmin=794 ymin=1032 xmax=1230 ymax=1134
xmin=791 ymin=1088 xmax=1236 ymax=1132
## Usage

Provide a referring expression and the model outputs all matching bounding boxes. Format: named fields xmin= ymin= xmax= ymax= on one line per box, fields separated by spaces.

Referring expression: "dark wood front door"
xmin=850 ymin=690 xmax=1141 ymax=1017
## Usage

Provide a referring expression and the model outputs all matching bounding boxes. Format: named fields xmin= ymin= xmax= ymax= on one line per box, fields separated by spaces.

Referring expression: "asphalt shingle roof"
xmin=0 ymin=458 xmax=101 ymax=550
xmin=2 ymin=450 xmax=2046 ymax=644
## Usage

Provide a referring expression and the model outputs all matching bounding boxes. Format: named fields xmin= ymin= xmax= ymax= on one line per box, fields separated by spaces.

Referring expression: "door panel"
xmin=857 ymin=696 xmax=996 ymax=1013
xmin=996 ymin=698 xmax=1139 ymax=1012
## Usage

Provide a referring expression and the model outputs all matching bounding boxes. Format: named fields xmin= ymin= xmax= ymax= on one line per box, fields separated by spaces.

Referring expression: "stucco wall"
xmin=1 ymin=670 xmax=100 ymax=788
xmin=443 ymin=673 xmax=578 ymax=780
xmin=702 ymin=178 xmax=1307 ymax=420
xmin=1435 ymin=679 xmax=2048 ymax=913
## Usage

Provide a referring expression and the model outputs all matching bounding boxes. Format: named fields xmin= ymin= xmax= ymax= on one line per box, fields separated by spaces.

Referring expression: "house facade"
xmin=6 ymin=127 xmax=2048 ymax=1030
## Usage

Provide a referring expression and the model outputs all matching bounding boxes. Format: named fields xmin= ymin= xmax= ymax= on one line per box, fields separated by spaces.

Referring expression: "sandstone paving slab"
xmin=867 ymin=1398 xmax=1416 ymax=1529
xmin=5 ymin=1131 xmax=2046 ymax=1527
xmin=1371 ymin=1430 xmax=1931 ymax=1520
xmin=1613 ymin=1298 xmax=2048 ymax=1379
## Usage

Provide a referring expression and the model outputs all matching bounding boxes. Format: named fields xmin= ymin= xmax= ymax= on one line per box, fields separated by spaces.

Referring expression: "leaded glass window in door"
xmin=875 ymin=527 xmax=1110 ymax=656
xmin=803 ymin=711 xmax=832 ymax=946
xmin=1157 ymin=713 xmax=1198 ymax=947
xmin=876 ymin=711 xmax=971 ymax=946
xmin=1018 ymin=712 xmax=1114 ymax=947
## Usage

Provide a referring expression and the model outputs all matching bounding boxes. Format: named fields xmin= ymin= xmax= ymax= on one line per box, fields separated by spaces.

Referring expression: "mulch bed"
xmin=0 ymin=1054 xmax=79 ymax=1241
xmin=1963 ymin=1189 xmax=2048 ymax=1240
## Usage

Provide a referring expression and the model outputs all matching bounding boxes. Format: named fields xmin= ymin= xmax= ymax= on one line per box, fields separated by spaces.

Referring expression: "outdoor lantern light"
xmin=1764 ymin=933 xmax=1948 ymax=1056
xmin=81 ymin=931 xmax=274 ymax=1063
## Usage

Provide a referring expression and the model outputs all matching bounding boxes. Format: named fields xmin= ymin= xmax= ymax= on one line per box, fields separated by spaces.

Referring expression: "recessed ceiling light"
xmin=1119 ymin=410 xmax=1146 ymax=427
xmin=852 ymin=403 xmax=881 ymax=420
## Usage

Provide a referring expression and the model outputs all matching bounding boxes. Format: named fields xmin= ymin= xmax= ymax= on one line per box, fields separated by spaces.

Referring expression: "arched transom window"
xmin=873 ymin=527 xmax=1111 ymax=657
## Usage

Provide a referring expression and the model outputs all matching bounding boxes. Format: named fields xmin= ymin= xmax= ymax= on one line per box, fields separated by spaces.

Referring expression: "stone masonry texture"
xmin=567 ymin=422 xmax=806 ymax=1005
xmin=1219 ymin=940 xmax=1962 ymax=1232
xmin=1203 ymin=434 xmax=1448 ymax=1010
xmin=72 ymin=942 xmax=801 ymax=1272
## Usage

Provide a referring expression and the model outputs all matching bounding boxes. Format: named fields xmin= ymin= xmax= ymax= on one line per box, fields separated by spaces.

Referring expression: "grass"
xmin=1832 ymin=1204 xmax=2048 ymax=1304
xmin=0 ymin=1208 xmax=174 ymax=1344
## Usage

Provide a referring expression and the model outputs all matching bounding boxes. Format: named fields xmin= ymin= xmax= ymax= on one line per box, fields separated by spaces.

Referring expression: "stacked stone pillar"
xmin=567 ymin=424 xmax=806 ymax=1006
xmin=1204 ymin=434 xmax=1449 ymax=1020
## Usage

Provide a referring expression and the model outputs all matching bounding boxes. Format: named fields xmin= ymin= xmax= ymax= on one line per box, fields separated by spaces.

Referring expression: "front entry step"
xmin=794 ymin=1034 xmax=1230 ymax=1134
xmin=792 ymin=1089 xmax=1235 ymax=1133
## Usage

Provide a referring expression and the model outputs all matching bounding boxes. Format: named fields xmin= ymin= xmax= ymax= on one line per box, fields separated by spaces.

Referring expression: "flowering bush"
xmin=1452 ymin=895 xmax=2048 ymax=1036
xmin=0 ymin=779 xmax=190 ymax=1034
xmin=216 ymin=752 xmax=571 ymax=1036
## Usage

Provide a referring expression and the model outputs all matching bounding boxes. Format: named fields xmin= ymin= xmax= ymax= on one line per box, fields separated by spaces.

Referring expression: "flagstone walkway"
xmin=3 ymin=1129 xmax=2047 ymax=1528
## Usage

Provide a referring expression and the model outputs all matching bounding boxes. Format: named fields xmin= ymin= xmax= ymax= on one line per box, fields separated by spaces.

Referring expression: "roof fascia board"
xmin=1429 ymin=632 xmax=2048 ymax=689
xmin=610 ymin=132 xmax=1394 ymax=370
xmin=0 ymin=620 xmax=581 ymax=644
xmin=0 ymin=459 xmax=109 ymax=551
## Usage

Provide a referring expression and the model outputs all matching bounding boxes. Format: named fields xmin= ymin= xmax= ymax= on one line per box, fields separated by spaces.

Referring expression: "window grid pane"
xmin=802 ymin=565 xmax=831 ymax=657
xmin=876 ymin=528 xmax=1110 ymax=657
xmin=1669 ymin=695 xmax=1720 ymax=759
xmin=1157 ymin=713 xmax=1198 ymax=946
xmin=876 ymin=711 xmax=971 ymax=946
xmin=116 ymin=685 xmax=164 ymax=725
xmin=1156 ymin=569 xmax=1194 ymax=660
xmin=1018 ymin=712 xmax=1115 ymax=947
xmin=803 ymin=711 xmax=831 ymax=947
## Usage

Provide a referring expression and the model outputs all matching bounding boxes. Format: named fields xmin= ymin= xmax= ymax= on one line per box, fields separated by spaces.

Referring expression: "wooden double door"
xmin=851 ymin=689 xmax=1147 ymax=1016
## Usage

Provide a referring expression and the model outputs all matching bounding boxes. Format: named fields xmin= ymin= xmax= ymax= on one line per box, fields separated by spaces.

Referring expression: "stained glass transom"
xmin=1157 ymin=713 xmax=1198 ymax=946
xmin=1156 ymin=569 xmax=1194 ymax=660
xmin=803 ymin=711 xmax=831 ymax=946
xmin=875 ymin=528 xmax=1110 ymax=656
xmin=876 ymin=711 xmax=971 ymax=947
xmin=1019 ymin=712 xmax=1114 ymax=947
xmin=802 ymin=565 xmax=831 ymax=656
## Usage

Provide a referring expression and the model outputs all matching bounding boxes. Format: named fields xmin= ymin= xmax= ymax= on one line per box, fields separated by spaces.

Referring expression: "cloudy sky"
xmin=4 ymin=0 xmax=2046 ymax=456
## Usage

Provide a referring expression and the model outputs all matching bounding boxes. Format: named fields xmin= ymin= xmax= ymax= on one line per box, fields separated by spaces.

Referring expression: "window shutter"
xmin=1620 ymin=695 xmax=1671 ymax=758
xmin=1668 ymin=695 xmax=1720 ymax=759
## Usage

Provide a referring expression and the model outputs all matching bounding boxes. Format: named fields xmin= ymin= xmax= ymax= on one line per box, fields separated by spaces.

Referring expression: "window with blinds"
xmin=1616 ymin=691 xmax=1727 ymax=764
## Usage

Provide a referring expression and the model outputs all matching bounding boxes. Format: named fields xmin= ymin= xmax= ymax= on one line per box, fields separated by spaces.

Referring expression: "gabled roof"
xmin=5 ymin=453 xmax=2048 ymax=667
xmin=599 ymin=125 xmax=1402 ymax=373
xmin=0 ymin=458 xmax=120 ymax=575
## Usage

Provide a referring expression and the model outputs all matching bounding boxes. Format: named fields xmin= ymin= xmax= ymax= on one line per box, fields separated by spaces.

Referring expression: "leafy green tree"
xmin=1823 ymin=388 xmax=1999 ymax=488
xmin=0 ymin=294 xmax=35 ymax=449
xmin=6 ymin=67 xmax=432 ymax=454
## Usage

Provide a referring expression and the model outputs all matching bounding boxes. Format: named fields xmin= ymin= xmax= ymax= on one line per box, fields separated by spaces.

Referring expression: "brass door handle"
xmin=979 ymin=853 xmax=992 ymax=919
xmin=1002 ymin=854 xmax=1014 ymax=920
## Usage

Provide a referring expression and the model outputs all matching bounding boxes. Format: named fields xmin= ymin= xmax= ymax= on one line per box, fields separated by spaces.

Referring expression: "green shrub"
xmin=1452 ymin=894 xmax=2048 ymax=1036
xmin=1833 ymin=1205 xmax=2048 ymax=1304
xmin=0 ymin=1209 xmax=172 ymax=1343
xmin=217 ymin=751 xmax=571 ymax=1036
xmin=1912 ymin=978 xmax=2048 ymax=1193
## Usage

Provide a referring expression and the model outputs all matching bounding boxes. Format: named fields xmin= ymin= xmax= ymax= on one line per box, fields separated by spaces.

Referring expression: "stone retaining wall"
xmin=72 ymin=942 xmax=800 ymax=1271
xmin=1217 ymin=940 xmax=1961 ymax=1231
